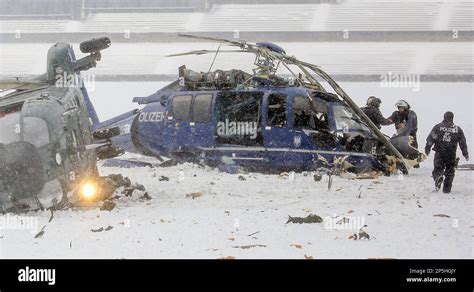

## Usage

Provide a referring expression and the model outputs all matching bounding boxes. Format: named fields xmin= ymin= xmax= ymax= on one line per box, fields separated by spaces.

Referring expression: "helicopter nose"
xmin=1 ymin=141 xmax=45 ymax=199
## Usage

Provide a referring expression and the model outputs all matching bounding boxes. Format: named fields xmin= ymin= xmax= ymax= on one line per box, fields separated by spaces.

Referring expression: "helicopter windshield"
xmin=0 ymin=110 xmax=21 ymax=145
xmin=22 ymin=117 xmax=50 ymax=148
xmin=332 ymin=104 xmax=371 ymax=133
xmin=0 ymin=111 xmax=50 ymax=147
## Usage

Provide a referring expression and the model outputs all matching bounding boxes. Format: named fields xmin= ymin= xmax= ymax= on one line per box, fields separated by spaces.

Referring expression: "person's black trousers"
xmin=432 ymin=151 xmax=456 ymax=193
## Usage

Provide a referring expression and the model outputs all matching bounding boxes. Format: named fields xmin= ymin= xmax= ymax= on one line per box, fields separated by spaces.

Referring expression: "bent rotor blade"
xmin=166 ymin=49 xmax=248 ymax=57
xmin=177 ymin=34 xmax=244 ymax=46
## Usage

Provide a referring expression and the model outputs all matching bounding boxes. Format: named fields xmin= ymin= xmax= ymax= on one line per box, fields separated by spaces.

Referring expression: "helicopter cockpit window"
xmin=267 ymin=93 xmax=287 ymax=128
xmin=22 ymin=117 xmax=50 ymax=148
xmin=0 ymin=110 xmax=21 ymax=145
xmin=172 ymin=95 xmax=193 ymax=121
xmin=192 ymin=94 xmax=212 ymax=123
xmin=216 ymin=91 xmax=263 ymax=146
xmin=292 ymin=96 xmax=329 ymax=130
xmin=333 ymin=105 xmax=370 ymax=133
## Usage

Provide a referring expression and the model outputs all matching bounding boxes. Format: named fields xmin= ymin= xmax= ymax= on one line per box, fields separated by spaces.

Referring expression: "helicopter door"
xmin=263 ymin=93 xmax=293 ymax=167
xmin=214 ymin=91 xmax=264 ymax=163
xmin=190 ymin=93 xmax=214 ymax=148
xmin=170 ymin=94 xmax=193 ymax=153
xmin=290 ymin=95 xmax=336 ymax=169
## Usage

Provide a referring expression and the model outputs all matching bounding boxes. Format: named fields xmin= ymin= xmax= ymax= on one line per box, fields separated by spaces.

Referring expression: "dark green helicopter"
xmin=0 ymin=37 xmax=123 ymax=212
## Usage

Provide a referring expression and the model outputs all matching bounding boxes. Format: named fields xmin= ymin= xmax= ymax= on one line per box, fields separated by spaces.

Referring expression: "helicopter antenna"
xmin=208 ymin=44 xmax=222 ymax=72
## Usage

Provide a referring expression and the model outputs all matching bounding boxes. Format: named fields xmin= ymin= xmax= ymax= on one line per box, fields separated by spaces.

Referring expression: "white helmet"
xmin=395 ymin=99 xmax=409 ymax=109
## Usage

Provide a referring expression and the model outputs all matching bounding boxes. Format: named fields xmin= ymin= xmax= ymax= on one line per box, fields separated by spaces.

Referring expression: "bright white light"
xmin=81 ymin=183 xmax=97 ymax=200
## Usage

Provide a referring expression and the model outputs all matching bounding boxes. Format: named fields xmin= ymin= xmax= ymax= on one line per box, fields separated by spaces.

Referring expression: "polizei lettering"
xmin=138 ymin=111 xmax=164 ymax=123
xmin=440 ymin=126 xmax=458 ymax=133
xmin=18 ymin=266 xmax=56 ymax=286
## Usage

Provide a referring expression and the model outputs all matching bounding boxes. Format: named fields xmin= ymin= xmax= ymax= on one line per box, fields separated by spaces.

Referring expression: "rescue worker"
xmin=425 ymin=111 xmax=469 ymax=193
xmin=388 ymin=100 xmax=418 ymax=148
xmin=361 ymin=96 xmax=392 ymax=129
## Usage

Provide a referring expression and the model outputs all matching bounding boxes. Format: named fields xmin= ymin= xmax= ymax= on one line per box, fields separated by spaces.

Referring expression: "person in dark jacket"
xmin=388 ymin=99 xmax=418 ymax=147
xmin=425 ymin=111 xmax=469 ymax=193
xmin=361 ymin=96 xmax=392 ymax=129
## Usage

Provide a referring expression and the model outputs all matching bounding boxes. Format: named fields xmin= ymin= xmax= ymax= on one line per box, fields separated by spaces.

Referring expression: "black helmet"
xmin=367 ymin=96 xmax=381 ymax=107
xmin=443 ymin=111 xmax=454 ymax=122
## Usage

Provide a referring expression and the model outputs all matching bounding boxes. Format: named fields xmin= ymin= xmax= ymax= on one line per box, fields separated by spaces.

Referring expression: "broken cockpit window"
xmin=333 ymin=105 xmax=371 ymax=133
xmin=267 ymin=93 xmax=287 ymax=128
xmin=216 ymin=91 xmax=263 ymax=146
xmin=292 ymin=96 xmax=329 ymax=131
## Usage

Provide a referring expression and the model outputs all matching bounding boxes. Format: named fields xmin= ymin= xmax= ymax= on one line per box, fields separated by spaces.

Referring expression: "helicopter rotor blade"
xmin=166 ymin=49 xmax=249 ymax=57
xmin=177 ymin=34 xmax=245 ymax=47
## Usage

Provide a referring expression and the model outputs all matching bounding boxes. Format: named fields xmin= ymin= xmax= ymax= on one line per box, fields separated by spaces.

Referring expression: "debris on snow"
xmin=34 ymin=226 xmax=46 ymax=239
xmin=232 ymin=244 xmax=267 ymax=249
xmin=286 ymin=214 xmax=323 ymax=224
xmin=433 ymin=214 xmax=451 ymax=218
xmin=100 ymin=201 xmax=116 ymax=211
xmin=91 ymin=225 xmax=113 ymax=232
xmin=186 ymin=192 xmax=203 ymax=199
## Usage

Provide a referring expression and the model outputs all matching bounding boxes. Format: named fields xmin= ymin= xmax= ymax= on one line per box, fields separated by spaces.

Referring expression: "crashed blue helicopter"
xmin=98 ymin=34 xmax=413 ymax=175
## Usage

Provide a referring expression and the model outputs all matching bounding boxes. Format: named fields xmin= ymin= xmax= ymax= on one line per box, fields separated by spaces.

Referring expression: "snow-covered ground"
xmin=0 ymin=81 xmax=472 ymax=259
xmin=0 ymin=159 xmax=472 ymax=259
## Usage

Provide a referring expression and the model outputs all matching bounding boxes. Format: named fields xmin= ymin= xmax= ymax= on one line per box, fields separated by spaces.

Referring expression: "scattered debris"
xmin=228 ymin=237 xmax=235 ymax=241
xmin=121 ymin=187 xmax=135 ymax=197
xmin=313 ymin=173 xmax=322 ymax=182
xmin=238 ymin=175 xmax=246 ymax=181
xmin=139 ymin=192 xmax=152 ymax=201
xmin=159 ymin=176 xmax=170 ymax=181
xmin=358 ymin=226 xmax=370 ymax=240
xmin=219 ymin=256 xmax=236 ymax=260
xmin=304 ymin=254 xmax=314 ymax=259
xmin=48 ymin=209 xmax=54 ymax=222
xmin=91 ymin=225 xmax=113 ymax=232
xmin=291 ymin=244 xmax=303 ymax=249
xmin=186 ymin=192 xmax=203 ymax=199
xmin=232 ymin=244 xmax=267 ymax=249
xmin=134 ymin=184 xmax=146 ymax=192
xmin=34 ymin=226 xmax=46 ymax=239
xmin=247 ymin=231 xmax=260 ymax=237
xmin=91 ymin=227 xmax=104 ymax=232
xmin=347 ymin=210 xmax=354 ymax=213
xmin=100 ymin=201 xmax=116 ymax=211
xmin=286 ymin=214 xmax=323 ymax=224
xmin=337 ymin=217 xmax=351 ymax=224
xmin=108 ymin=174 xmax=131 ymax=188
xmin=433 ymin=214 xmax=451 ymax=218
